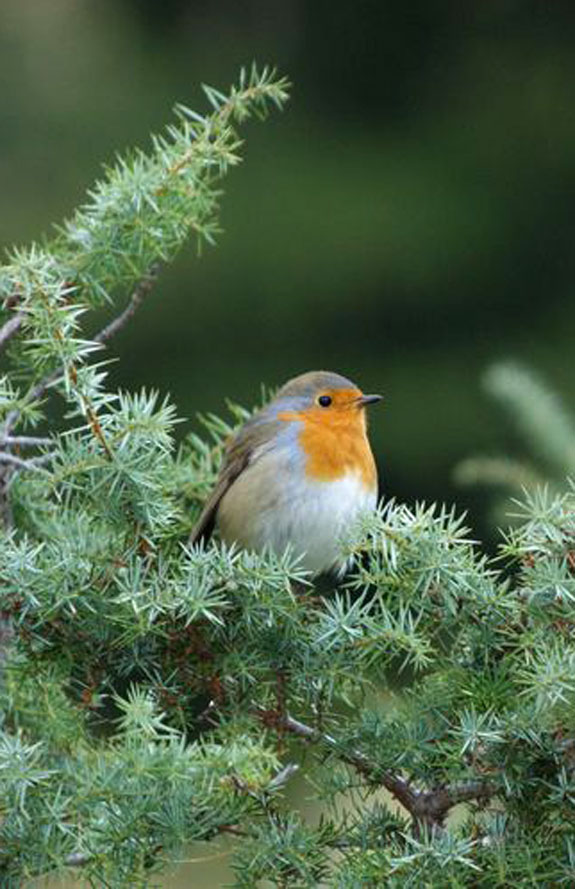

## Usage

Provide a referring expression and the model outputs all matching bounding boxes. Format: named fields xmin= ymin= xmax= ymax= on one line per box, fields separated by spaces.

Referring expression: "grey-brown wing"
xmin=187 ymin=417 xmax=280 ymax=546
xmin=187 ymin=452 xmax=249 ymax=545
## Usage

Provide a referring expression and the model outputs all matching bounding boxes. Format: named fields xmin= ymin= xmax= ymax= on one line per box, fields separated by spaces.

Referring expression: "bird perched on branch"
xmin=189 ymin=370 xmax=382 ymax=575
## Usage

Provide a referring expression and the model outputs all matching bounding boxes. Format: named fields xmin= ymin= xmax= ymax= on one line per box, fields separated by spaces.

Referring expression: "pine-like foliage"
xmin=2 ymin=69 xmax=575 ymax=888
xmin=455 ymin=361 xmax=575 ymax=497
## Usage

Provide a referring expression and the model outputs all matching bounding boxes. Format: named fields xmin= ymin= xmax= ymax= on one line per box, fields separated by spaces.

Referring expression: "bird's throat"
xmin=278 ymin=409 xmax=377 ymax=489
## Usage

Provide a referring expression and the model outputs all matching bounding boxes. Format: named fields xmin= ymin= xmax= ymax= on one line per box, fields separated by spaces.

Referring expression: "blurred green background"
xmin=2 ymin=0 xmax=575 ymax=538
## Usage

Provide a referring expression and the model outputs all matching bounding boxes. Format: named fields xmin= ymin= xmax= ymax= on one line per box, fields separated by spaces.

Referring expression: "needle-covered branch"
xmin=93 ymin=262 xmax=161 ymax=346
xmin=0 ymin=66 xmax=289 ymax=529
xmin=267 ymin=712 xmax=498 ymax=830
xmin=0 ymin=64 xmax=290 ymax=437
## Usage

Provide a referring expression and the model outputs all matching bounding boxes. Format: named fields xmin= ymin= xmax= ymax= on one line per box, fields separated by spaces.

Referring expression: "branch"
xmin=0 ymin=311 xmax=24 ymax=354
xmin=417 ymin=780 xmax=497 ymax=821
xmin=60 ymin=759 xmax=296 ymax=872
xmin=265 ymin=712 xmax=498 ymax=829
xmin=0 ymin=471 xmax=13 ymax=529
xmin=0 ymin=267 xmax=161 ymax=529
xmin=2 ymin=264 xmax=161 ymax=439
xmin=65 ymin=852 xmax=91 ymax=868
xmin=0 ymin=452 xmax=52 ymax=472
xmin=93 ymin=262 xmax=160 ymax=345
xmin=275 ymin=714 xmax=420 ymax=818
xmin=0 ymin=435 xmax=53 ymax=448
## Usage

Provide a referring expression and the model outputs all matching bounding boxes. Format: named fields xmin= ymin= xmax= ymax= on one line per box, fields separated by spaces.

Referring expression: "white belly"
xmin=217 ymin=458 xmax=377 ymax=575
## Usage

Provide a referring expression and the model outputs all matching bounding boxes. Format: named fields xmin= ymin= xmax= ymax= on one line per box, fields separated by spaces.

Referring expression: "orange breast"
xmin=278 ymin=398 xmax=377 ymax=490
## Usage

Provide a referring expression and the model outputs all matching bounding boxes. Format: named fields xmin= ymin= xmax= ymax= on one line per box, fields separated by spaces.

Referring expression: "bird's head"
xmin=271 ymin=371 xmax=382 ymax=429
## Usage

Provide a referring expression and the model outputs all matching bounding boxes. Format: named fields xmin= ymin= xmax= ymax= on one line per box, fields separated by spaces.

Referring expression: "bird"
xmin=189 ymin=370 xmax=382 ymax=575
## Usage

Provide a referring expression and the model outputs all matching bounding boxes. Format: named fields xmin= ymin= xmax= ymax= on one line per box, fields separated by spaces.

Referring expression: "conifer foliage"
xmin=2 ymin=68 xmax=575 ymax=887
xmin=456 ymin=361 xmax=575 ymax=500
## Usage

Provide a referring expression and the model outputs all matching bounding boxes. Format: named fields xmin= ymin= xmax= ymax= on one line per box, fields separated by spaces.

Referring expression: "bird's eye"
xmin=317 ymin=394 xmax=332 ymax=407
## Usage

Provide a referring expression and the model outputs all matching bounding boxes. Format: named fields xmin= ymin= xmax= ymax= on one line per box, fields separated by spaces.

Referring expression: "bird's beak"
xmin=357 ymin=394 xmax=383 ymax=407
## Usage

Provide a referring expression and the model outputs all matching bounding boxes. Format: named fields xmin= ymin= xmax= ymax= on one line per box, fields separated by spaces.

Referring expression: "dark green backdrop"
xmin=2 ymin=0 xmax=575 ymax=537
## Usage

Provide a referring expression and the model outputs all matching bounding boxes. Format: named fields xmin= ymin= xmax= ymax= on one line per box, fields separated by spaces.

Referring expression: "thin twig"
xmin=0 ymin=474 xmax=13 ymax=528
xmin=65 ymin=852 xmax=92 ymax=868
xmin=267 ymin=761 xmax=299 ymax=791
xmin=278 ymin=714 xmax=420 ymax=814
xmin=0 ymin=453 xmax=50 ymax=472
xmin=4 ymin=367 xmax=62 ymax=436
xmin=93 ymin=263 xmax=160 ymax=345
xmin=0 ymin=312 xmax=24 ymax=354
xmin=28 ymin=452 xmax=57 ymax=466
xmin=0 ymin=435 xmax=53 ymax=448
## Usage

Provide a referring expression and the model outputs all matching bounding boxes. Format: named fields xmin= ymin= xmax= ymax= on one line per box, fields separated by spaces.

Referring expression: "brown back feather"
xmin=187 ymin=417 xmax=283 ymax=545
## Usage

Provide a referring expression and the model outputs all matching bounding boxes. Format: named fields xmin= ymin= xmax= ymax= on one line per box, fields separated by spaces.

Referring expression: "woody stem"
xmin=262 ymin=711 xmax=497 ymax=830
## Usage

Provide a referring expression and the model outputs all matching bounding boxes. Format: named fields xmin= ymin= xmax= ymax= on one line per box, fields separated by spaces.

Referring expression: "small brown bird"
xmin=189 ymin=370 xmax=382 ymax=575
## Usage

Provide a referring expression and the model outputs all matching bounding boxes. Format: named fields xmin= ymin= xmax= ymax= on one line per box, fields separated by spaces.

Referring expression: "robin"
xmin=189 ymin=370 xmax=382 ymax=575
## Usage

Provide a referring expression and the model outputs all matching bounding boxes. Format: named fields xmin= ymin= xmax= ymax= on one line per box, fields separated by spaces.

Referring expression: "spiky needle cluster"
xmin=1 ymin=68 xmax=575 ymax=888
xmin=455 ymin=361 xmax=575 ymax=501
